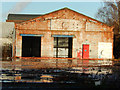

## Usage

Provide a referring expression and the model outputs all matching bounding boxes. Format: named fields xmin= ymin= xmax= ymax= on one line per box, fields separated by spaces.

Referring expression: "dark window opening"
xmin=22 ymin=36 xmax=41 ymax=57
xmin=54 ymin=37 xmax=72 ymax=58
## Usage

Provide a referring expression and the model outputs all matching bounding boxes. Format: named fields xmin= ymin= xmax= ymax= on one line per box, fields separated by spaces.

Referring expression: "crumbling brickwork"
xmin=9 ymin=8 xmax=113 ymax=59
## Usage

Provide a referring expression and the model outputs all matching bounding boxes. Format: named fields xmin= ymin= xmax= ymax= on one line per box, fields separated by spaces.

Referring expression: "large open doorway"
xmin=54 ymin=37 xmax=72 ymax=58
xmin=22 ymin=36 xmax=41 ymax=57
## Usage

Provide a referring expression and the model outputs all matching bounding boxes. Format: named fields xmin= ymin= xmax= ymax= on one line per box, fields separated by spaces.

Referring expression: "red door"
xmin=82 ymin=44 xmax=89 ymax=59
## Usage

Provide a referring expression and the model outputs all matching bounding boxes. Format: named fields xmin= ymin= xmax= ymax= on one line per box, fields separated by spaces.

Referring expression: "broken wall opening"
xmin=22 ymin=36 xmax=41 ymax=57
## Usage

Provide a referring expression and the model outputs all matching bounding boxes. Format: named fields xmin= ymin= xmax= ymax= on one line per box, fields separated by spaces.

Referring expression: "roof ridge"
xmin=14 ymin=7 xmax=113 ymax=27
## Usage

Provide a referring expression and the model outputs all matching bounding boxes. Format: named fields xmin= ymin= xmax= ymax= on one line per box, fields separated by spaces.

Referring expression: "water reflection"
xmin=1 ymin=59 xmax=120 ymax=88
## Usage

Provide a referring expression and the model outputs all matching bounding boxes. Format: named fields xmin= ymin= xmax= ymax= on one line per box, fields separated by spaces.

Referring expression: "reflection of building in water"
xmin=0 ymin=66 xmax=115 ymax=85
xmin=1 ymin=71 xmax=21 ymax=82
xmin=20 ymin=74 xmax=53 ymax=83
xmin=71 ymin=67 xmax=112 ymax=75
xmin=77 ymin=59 xmax=113 ymax=66
xmin=1 ymin=61 xmax=22 ymax=82
xmin=40 ymin=74 xmax=53 ymax=83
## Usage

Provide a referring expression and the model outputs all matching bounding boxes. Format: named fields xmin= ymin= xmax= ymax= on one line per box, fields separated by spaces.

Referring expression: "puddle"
xmin=1 ymin=59 xmax=120 ymax=88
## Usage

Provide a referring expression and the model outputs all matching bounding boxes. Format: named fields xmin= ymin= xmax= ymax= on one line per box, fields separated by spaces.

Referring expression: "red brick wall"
xmin=14 ymin=8 xmax=113 ymax=58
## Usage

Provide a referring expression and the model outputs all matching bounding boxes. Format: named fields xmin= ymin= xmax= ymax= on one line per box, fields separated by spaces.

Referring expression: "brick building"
xmin=7 ymin=8 xmax=114 ymax=59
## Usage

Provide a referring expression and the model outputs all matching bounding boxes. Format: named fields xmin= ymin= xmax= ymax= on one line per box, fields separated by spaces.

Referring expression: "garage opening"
xmin=54 ymin=37 xmax=72 ymax=58
xmin=22 ymin=36 xmax=41 ymax=57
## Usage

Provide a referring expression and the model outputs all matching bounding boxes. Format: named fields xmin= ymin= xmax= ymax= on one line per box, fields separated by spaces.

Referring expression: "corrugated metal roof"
xmin=7 ymin=14 xmax=43 ymax=21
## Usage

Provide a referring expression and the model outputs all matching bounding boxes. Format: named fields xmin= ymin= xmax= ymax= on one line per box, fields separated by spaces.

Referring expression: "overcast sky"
xmin=1 ymin=0 xmax=104 ymax=22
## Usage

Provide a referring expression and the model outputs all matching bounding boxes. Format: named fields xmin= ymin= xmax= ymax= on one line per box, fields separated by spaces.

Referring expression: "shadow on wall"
xmin=113 ymin=34 xmax=120 ymax=59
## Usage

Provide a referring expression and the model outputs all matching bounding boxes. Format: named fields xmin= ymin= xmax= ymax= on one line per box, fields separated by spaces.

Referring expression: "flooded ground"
xmin=1 ymin=59 xmax=120 ymax=89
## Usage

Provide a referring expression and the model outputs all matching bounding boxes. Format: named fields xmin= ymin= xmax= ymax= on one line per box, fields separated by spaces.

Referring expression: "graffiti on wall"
xmin=98 ymin=42 xmax=112 ymax=59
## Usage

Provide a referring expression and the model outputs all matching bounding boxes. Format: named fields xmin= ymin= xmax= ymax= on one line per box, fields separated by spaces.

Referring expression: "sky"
xmin=1 ymin=0 xmax=105 ymax=22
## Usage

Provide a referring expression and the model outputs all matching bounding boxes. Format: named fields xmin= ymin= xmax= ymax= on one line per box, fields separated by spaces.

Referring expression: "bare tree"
xmin=96 ymin=0 xmax=120 ymax=34
xmin=96 ymin=0 xmax=120 ymax=58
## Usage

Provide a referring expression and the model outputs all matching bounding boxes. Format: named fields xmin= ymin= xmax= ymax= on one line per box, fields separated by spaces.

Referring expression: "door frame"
xmin=22 ymin=36 xmax=41 ymax=57
xmin=82 ymin=44 xmax=90 ymax=59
